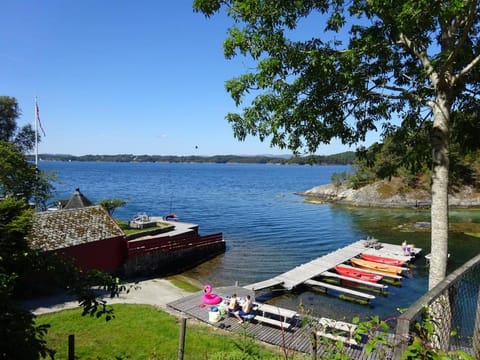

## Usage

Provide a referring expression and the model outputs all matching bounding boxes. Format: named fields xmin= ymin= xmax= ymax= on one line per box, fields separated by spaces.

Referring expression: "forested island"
xmin=29 ymin=152 xmax=356 ymax=165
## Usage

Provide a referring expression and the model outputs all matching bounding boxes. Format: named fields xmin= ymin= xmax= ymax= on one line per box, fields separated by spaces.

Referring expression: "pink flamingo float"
xmin=202 ymin=284 xmax=222 ymax=305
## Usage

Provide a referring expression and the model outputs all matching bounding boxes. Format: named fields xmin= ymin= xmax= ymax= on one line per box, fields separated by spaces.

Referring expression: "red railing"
xmin=127 ymin=232 xmax=224 ymax=257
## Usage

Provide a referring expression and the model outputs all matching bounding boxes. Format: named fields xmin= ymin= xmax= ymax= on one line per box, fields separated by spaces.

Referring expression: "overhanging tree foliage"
xmin=0 ymin=141 xmax=53 ymax=205
xmin=0 ymin=197 xmax=128 ymax=359
xmin=193 ymin=0 xmax=479 ymax=288
xmin=0 ymin=96 xmax=53 ymax=209
xmin=0 ymin=98 xmax=129 ymax=359
xmin=0 ymin=96 xmax=36 ymax=153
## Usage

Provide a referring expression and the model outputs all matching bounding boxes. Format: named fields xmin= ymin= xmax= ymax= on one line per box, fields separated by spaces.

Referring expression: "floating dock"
xmin=320 ymin=271 xmax=388 ymax=290
xmin=304 ymin=279 xmax=376 ymax=300
xmin=244 ymin=239 xmax=421 ymax=301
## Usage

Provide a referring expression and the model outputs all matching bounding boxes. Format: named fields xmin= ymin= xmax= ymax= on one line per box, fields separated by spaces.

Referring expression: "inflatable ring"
xmin=202 ymin=284 xmax=222 ymax=305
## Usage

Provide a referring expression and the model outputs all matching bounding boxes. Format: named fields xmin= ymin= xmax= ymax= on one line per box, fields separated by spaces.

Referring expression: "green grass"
xmin=37 ymin=304 xmax=298 ymax=360
xmin=166 ymin=275 xmax=202 ymax=292
xmin=115 ymin=219 xmax=173 ymax=236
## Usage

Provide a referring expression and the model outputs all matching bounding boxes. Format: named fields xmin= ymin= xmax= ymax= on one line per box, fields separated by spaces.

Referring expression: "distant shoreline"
xmin=28 ymin=152 xmax=355 ymax=166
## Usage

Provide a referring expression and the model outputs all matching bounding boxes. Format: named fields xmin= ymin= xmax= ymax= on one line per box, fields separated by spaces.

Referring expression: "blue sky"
xmin=1 ymin=1 xmax=362 ymax=156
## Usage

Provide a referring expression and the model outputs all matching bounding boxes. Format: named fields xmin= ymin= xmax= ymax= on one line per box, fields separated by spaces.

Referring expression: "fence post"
xmin=68 ymin=334 xmax=75 ymax=360
xmin=310 ymin=329 xmax=317 ymax=360
xmin=178 ymin=317 xmax=187 ymax=360
xmin=392 ymin=317 xmax=410 ymax=359
xmin=473 ymin=287 xmax=480 ymax=359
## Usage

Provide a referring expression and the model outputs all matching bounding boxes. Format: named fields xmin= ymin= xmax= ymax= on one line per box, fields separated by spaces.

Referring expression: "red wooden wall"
xmin=57 ymin=235 xmax=127 ymax=272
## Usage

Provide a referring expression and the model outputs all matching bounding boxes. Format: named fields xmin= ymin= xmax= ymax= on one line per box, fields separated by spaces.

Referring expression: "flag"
xmin=35 ymin=99 xmax=46 ymax=137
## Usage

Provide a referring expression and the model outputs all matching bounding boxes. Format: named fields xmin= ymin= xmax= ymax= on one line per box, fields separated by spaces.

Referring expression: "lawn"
xmin=115 ymin=219 xmax=173 ymax=236
xmin=37 ymin=304 xmax=301 ymax=360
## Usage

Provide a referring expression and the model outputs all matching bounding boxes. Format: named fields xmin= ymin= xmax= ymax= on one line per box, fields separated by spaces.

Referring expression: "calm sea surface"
xmin=39 ymin=161 xmax=480 ymax=321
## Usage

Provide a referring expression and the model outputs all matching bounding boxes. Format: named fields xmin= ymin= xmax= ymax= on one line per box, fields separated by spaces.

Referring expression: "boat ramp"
xmin=244 ymin=239 xmax=421 ymax=302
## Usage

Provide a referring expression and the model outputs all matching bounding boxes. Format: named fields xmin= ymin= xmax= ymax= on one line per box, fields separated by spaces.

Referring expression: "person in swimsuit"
xmin=227 ymin=293 xmax=244 ymax=323
xmin=238 ymin=295 xmax=253 ymax=318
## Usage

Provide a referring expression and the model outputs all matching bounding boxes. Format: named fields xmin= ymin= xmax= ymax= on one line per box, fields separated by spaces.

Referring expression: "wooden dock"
xmin=166 ymin=240 xmax=416 ymax=358
xmin=245 ymin=240 xmax=366 ymax=291
xmin=167 ymin=286 xmax=393 ymax=359
xmin=244 ymin=239 xmax=421 ymax=301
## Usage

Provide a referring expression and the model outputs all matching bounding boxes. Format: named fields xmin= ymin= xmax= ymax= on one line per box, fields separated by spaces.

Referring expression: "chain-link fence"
xmin=393 ymin=253 xmax=480 ymax=359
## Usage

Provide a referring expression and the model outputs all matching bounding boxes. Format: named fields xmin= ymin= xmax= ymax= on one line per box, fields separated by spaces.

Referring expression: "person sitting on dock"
xmin=227 ymin=293 xmax=244 ymax=323
xmin=238 ymin=295 xmax=253 ymax=320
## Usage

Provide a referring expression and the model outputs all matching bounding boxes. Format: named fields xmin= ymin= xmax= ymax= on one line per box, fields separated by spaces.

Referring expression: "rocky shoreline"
xmin=298 ymin=180 xmax=480 ymax=209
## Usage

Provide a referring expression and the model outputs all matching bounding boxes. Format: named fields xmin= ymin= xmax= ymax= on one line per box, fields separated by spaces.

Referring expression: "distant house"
xmin=28 ymin=205 xmax=126 ymax=272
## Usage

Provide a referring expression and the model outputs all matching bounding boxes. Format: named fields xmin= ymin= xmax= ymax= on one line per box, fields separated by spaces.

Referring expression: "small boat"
xmin=164 ymin=213 xmax=179 ymax=221
xmin=128 ymin=213 xmax=158 ymax=229
xmin=334 ymin=265 xmax=383 ymax=283
xmin=359 ymin=253 xmax=407 ymax=267
xmin=350 ymin=258 xmax=407 ymax=276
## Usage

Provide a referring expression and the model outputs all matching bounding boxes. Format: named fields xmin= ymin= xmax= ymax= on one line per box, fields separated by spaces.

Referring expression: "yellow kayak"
xmin=350 ymin=257 xmax=407 ymax=276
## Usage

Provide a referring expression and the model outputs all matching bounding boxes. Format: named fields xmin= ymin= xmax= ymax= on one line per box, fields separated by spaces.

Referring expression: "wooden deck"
xmin=166 ymin=240 xmax=420 ymax=358
xmin=167 ymin=286 xmax=393 ymax=359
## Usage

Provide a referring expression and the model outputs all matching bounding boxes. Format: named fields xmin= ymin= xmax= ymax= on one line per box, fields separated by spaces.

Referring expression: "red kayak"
xmin=359 ymin=253 xmax=406 ymax=267
xmin=335 ymin=265 xmax=383 ymax=283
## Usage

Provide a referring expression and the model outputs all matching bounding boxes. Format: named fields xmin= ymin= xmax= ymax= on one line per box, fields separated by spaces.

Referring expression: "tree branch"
xmin=397 ymin=32 xmax=438 ymax=87
xmin=368 ymin=83 xmax=426 ymax=105
xmin=443 ymin=0 xmax=479 ymax=80
xmin=455 ymin=53 xmax=480 ymax=81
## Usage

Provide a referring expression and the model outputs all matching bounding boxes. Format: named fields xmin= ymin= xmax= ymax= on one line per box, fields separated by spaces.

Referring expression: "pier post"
xmin=473 ymin=286 xmax=480 ymax=359
xmin=310 ymin=330 xmax=317 ymax=360
xmin=178 ymin=317 xmax=187 ymax=360
xmin=68 ymin=334 xmax=75 ymax=360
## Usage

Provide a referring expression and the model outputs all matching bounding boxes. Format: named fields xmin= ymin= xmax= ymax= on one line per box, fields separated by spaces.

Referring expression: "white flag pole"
xmin=35 ymin=97 xmax=39 ymax=168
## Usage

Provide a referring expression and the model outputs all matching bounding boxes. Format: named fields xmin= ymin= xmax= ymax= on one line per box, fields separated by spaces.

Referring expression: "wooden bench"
xmin=254 ymin=315 xmax=291 ymax=329
xmin=316 ymin=317 xmax=358 ymax=345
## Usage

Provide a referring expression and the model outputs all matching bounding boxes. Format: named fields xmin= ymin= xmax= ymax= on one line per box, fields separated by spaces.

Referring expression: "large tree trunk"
xmin=429 ymin=93 xmax=450 ymax=290
xmin=429 ymin=91 xmax=452 ymax=352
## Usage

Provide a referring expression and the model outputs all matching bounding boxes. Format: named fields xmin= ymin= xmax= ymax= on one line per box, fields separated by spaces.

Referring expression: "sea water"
xmin=39 ymin=161 xmax=480 ymax=320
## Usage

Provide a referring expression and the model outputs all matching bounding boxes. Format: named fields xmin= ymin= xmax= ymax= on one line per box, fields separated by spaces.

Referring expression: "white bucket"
xmin=208 ymin=310 xmax=221 ymax=323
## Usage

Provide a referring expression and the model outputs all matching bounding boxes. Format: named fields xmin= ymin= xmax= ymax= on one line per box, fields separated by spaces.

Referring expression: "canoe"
xmin=359 ymin=253 xmax=407 ymax=267
xmin=334 ymin=265 xmax=383 ymax=283
xmin=350 ymin=258 xmax=407 ymax=276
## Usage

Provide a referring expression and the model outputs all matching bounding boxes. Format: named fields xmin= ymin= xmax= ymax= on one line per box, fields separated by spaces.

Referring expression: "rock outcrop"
xmin=298 ymin=180 xmax=480 ymax=208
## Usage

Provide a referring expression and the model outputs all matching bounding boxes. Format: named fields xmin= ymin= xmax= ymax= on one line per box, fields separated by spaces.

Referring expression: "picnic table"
xmin=316 ymin=317 xmax=358 ymax=345
xmin=252 ymin=302 xmax=298 ymax=329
